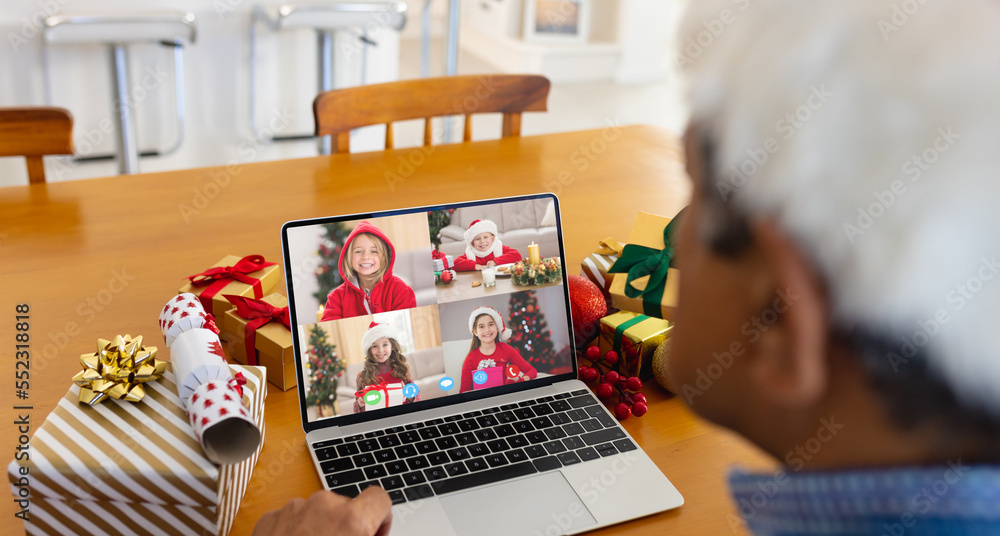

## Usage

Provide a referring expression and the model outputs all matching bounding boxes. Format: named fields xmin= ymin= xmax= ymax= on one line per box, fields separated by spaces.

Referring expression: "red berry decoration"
xmin=585 ymin=368 xmax=600 ymax=382
xmin=585 ymin=345 xmax=602 ymax=361
xmin=633 ymin=393 xmax=647 ymax=404
xmin=604 ymin=351 xmax=619 ymax=365
xmin=632 ymin=401 xmax=648 ymax=417
xmin=615 ymin=403 xmax=632 ymax=420
xmin=626 ymin=376 xmax=642 ymax=392
xmin=568 ymin=275 xmax=608 ymax=346
xmin=596 ymin=383 xmax=615 ymax=399
xmin=604 ymin=371 xmax=620 ymax=385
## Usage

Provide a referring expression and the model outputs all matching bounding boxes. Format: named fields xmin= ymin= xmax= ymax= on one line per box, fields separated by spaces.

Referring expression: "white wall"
xmin=0 ymin=0 xmax=410 ymax=186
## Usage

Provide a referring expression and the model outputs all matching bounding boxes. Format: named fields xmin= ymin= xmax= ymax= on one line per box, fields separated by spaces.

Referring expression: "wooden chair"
xmin=0 ymin=107 xmax=74 ymax=184
xmin=313 ymin=74 xmax=550 ymax=154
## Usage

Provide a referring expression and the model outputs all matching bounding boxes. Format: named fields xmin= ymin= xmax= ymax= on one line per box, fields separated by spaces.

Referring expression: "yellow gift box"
xmin=579 ymin=238 xmax=622 ymax=299
xmin=599 ymin=311 xmax=672 ymax=380
xmin=609 ymin=212 xmax=680 ymax=321
xmin=180 ymin=255 xmax=281 ymax=321
xmin=7 ymin=364 xmax=266 ymax=536
xmin=222 ymin=293 xmax=296 ymax=391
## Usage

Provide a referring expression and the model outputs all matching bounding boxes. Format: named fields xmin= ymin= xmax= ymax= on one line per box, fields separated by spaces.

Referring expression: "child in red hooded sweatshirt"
xmin=451 ymin=219 xmax=523 ymax=271
xmin=321 ymin=222 xmax=416 ymax=321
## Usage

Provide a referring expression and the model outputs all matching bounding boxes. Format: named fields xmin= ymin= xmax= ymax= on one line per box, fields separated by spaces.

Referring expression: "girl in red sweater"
xmin=353 ymin=322 xmax=420 ymax=413
xmin=452 ymin=219 xmax=523 ymax=271
xmin=321 ymin=222 xmax=417 ymax=321
xmin=459 ymin=306 xmax=537 ymax=393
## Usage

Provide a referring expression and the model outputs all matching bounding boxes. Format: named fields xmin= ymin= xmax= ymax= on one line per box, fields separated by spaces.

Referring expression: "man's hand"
xmin=253 ymin=487 xmax=392 ymax=536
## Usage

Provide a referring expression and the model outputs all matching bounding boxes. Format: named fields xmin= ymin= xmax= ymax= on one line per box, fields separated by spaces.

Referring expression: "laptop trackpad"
xmin=439 ymin=471 xmax=597 ymax=535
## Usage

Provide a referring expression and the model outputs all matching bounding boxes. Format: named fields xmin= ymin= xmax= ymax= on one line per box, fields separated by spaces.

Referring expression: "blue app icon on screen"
xmin=439 ymin=377 xmax=455 ymax=391
xmin=403 ymin=383 xmax=419 ymax=398
xmin=473 ymin=370 xmax=488 ymax=385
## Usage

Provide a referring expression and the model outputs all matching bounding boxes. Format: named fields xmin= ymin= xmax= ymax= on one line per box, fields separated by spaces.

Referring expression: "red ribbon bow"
xmin=224 ymin=295 xmax=290 ymax=366
xmin=353 ymin=380 xmax=403 ymax=400
xmin=229 ymin=372 xmax=248 ymax=398
xmin=186 ymin=255 xmax=276 ymax=312
xmin=432 ymin=249 xmax=451 ymax=269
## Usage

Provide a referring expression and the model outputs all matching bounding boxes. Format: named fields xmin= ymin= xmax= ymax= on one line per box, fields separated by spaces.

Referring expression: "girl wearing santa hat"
xmin=459 ymin=306 xmax=537 ymax=393
xmin=353 ymin=322 xmax=420 ymax=413
xmin=452 ymin=219 xmax=523 ymax=271
xmin=322 ymin=221 xmax=417 ymax=321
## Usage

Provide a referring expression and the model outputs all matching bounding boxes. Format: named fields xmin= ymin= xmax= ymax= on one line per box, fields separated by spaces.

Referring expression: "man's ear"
xmin=745 ymin=218 xmax=829 ymax=408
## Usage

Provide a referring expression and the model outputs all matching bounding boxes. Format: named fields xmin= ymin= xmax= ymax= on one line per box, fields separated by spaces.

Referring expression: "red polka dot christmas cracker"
xmin=160 ymin=293 xmax=261 ymax=465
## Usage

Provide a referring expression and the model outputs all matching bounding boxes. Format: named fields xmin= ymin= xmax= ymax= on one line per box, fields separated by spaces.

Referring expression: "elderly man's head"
xmin=671 ymin=0 xmax=1000 ymax=464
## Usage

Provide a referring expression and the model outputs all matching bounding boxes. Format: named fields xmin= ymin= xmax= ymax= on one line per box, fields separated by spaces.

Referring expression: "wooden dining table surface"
xmin=0 ymin=125 xmax=778 ymax=536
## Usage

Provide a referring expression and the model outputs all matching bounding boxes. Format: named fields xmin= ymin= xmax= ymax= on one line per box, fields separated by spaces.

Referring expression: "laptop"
xmin=280 ymin=193 xmax=683 ymax=535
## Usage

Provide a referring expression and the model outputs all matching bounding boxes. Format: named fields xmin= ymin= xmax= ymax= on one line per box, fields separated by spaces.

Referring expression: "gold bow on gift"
xmin=72 ymin=335 xmax=167 ymax=406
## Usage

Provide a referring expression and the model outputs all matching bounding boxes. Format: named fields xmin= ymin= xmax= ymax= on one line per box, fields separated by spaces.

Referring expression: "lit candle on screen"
xmin=528 ymin=242 xmax=540 ymax=265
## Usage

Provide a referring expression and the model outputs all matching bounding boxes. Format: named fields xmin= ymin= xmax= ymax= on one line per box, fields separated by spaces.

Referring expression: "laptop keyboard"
xmin=311 ymin=389 xmax=637 ymax=505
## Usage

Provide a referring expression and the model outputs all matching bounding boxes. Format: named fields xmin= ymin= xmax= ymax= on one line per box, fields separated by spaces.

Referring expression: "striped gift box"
xmin=8 ymin=365 xmax=266 ymax=536
xmin=579 ymin=238 xmax=623 ymax=299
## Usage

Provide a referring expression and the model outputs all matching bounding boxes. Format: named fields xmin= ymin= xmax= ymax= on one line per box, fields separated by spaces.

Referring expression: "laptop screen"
xmin=282 ymin=194 xmax=578 ymax=431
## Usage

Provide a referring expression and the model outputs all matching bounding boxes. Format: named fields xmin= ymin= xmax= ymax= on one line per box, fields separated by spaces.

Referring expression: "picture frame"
xmin=522 ymin=0 xmax=591 ymax=44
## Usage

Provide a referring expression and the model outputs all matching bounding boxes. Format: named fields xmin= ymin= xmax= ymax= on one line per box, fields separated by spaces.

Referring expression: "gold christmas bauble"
xmin=652 ymin=338 xmax=674 ymax=393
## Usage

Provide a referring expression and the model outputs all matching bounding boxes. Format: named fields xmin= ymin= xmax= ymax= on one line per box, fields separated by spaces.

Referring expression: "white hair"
xmin=680 ymin=0 xmax=1000 ymax=416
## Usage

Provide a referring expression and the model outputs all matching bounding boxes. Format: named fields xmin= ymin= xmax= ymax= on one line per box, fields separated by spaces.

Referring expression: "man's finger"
xmin=349 ymin=486 xmax=394 ymax=535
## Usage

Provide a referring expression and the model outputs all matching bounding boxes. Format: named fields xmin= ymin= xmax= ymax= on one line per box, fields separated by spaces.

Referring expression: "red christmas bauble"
xmin=568 ymin=275 xmax=607 ymax=345
xmin=526 ymin=305 xmax=535 ymax=313
xmin=441 ymin=270 xmax=454 ymax=283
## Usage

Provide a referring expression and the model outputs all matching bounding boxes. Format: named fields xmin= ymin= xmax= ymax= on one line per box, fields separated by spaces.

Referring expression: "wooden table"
xmin=0 ymin=125 xmax=777 ymax=536
xmin=437 ymin=269 xmax=562 ymax=303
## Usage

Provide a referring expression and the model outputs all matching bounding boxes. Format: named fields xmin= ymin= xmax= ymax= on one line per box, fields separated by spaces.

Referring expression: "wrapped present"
xmin=472 ymin=366 xmax=505 ymax=390
xmin=580 ymin=238 xmax=623 ymax=299
xmin=432 ymin=250 xmax=454 ymax=271
xmin=354 ymin=381 xmax=405 ymax=409
xmin=599 ymin=311 xmax=672 ymax=380
xmin=608 ymin=212 xmax=680 ymax=321
xmin=7 ymin=364 xmax=266 ymax=536
xmin=221 ymin=294 xmax=295 ymax=391
xmin=180 ymin=255 xmax=280 ymax=320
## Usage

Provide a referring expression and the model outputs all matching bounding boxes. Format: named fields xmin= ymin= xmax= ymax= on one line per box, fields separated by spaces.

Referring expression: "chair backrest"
xmin=0 ymin=107 xmax=74 ymax=184
xmin=313 ymin=74 xmax=551 ymax=154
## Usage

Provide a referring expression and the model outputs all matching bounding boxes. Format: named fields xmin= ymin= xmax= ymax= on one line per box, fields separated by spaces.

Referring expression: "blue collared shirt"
xmin=728 ymin=462 xmax=1000 ymax=535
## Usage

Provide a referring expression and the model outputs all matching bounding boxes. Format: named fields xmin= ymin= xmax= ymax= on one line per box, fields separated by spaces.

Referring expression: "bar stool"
xmin=249 ymin=2 xmax=407 ymax=154
xmin=42 ymin=12 xmax=197 ymax=175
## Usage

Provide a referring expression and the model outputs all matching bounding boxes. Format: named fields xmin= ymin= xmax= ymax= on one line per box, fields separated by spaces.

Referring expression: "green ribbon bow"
xmin=607 ymin=215 xmax=680 ymax=318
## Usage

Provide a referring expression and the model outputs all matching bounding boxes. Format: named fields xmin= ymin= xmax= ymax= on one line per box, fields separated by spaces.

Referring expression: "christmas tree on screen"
xmin=312 ymin=222 xmax=352 ymax=305
xmin=305 ymin=324 xmax=345 ymax=416
xmin=507 ymin=291 xmax=556 ymax=372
